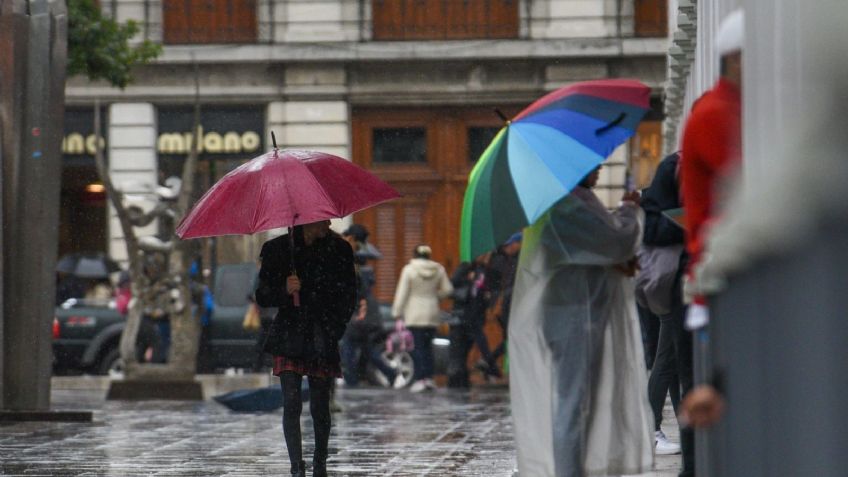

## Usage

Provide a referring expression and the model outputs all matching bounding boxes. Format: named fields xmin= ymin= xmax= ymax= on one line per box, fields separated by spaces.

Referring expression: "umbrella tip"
xmin=271 ymin=131 xmax=278 ymax=150
xmin=494 ymin=108 xmax=509 ymax=123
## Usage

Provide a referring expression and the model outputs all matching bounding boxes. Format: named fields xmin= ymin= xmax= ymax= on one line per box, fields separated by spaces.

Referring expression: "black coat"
xmin=642 ymin=152 xmax=685 ymax=247
xmin=450 ymin=261 xmax=490 ymax=327
xmin=256 ymin=232 xmax=357 ymax=363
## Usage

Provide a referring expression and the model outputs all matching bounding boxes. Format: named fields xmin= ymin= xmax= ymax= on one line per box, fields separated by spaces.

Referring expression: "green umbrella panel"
xmin=460 ymin=127 xmax=527 ymax=262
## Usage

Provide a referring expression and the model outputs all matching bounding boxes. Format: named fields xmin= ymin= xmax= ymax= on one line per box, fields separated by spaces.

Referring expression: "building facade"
xmin=63 ymin=0 xmax=668 ymax=300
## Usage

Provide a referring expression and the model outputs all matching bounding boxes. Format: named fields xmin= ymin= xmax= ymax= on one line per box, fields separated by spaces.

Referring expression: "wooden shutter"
xmin=373 ymin=204 xmax=399 ymax=303
xmin=634 ymin=0 xmax=668 ymax=37
xmin=485 ymin=0 xmax=519 ymax=39
xmin=368 ymin=200 xmax=426 ymax=303
xmin=163 ymin=0 xmax=257 ymax=44
xmin=371 ymin=0 xmax=404 ymax=39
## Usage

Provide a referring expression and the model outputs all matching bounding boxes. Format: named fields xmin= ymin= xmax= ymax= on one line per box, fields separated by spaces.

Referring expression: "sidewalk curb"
xmin=51 ymin=373 xmax=275 ymax=400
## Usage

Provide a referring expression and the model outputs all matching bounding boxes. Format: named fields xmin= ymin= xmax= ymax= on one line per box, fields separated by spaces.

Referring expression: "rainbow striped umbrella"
xmin=460 ymin=79 xmax=651 ymax=261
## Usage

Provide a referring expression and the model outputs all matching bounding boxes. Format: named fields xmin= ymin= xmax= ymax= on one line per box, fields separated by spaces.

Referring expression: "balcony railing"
xmin=372 ymin=0 xmax=519 ymax=41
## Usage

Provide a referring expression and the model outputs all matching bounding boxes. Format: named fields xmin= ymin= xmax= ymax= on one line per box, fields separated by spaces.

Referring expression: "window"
xmin=372 ymin=128 xmax=427 ymax=163
xmin=163 ymin=0 xmax=257 ymax=44
xmin=467 ymin=126 xmax=501 ymax=163
xmin=628 ymin=121 xmax=663 ymax=189
xmin=372 ymin=0 xmax=519 ymax=41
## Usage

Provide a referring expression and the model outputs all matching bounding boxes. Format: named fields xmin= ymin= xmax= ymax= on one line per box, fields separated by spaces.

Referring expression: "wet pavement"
xmin=1 ymin=376 xmax=682 ymax=476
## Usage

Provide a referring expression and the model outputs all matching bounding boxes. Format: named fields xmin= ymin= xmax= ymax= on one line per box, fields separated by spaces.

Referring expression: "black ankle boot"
xmin=290 ymin=460 xmax=306 ymax=477
xmin=313 ymin=458 xmax=327 ymax=477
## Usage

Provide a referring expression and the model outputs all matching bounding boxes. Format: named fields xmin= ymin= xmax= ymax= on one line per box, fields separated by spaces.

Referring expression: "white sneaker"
xmin=409 ymin=380 xmax=427 ymax=393
xmin=655 ymin=430 xmax=681 ymax=455
xmin=424 ymin=378 xmax=437 ymax=390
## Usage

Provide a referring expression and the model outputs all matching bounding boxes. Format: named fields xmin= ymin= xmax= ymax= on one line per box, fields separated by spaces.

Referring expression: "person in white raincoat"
xmin=509 ymin=167 xmax=654 ymax=477
xmin=392 ymin=245 xmax=453 ymax=392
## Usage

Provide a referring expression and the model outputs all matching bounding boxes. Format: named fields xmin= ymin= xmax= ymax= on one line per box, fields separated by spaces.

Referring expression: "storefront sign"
xmin=63 ymin=108 xmax=107 ymax=162
xmin=157 ymin=106 xmax=264 ymax=160
xmin=157 ymin=126 xmax=261 ymax=155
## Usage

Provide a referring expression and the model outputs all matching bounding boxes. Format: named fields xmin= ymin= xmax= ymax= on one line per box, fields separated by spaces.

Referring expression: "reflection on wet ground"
xmin=1 ymin=379 xmax=680 ymax=476
xmin=1 ymin=383 xmax=516 ymax=476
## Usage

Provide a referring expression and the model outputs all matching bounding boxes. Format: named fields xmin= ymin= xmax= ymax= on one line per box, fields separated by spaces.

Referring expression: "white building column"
xmin=270 ymin=67 xmax=351 ymax=232
xmin=107 ymin=103 xmax=159 ymax=264
xmin=267 ymin=97 xmax=352 ymax=232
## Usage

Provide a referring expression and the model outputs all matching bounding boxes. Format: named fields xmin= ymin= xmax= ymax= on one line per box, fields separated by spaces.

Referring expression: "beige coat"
xmin=391 ymin=258 xmax=453 ymax=328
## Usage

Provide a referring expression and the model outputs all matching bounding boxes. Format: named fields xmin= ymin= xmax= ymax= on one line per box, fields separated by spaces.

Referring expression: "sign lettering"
xmin=156 ymin=126 xmax=261 ymax=155
xmin=62 ymin=133 xmax=106 ymax=155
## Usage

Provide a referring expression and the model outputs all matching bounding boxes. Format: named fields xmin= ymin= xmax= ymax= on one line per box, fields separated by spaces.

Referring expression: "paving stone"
xmin=0 ymin=382 xmax=682 ymax=476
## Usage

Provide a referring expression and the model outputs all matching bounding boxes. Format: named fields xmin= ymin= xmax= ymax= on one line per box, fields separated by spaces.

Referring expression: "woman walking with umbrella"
xmin=255 ymin=220 xmax=357 ymax=477
xmin=176 ymin=146 xmax=399 ymax=476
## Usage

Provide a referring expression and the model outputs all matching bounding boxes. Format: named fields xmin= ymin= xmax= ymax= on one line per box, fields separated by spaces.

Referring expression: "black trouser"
xmin=446 ymin=307 xmax=500 ymax=386
xmin=648 ymin=314 xmax=682 ymax=430
xmin=196 ymin=325 xmax=213 ymax=373
xmin=678 ymin=325 xmax=695 ymax=477
xmin=491 ymin=293 xmax=511 ymax=361
xmin=280 ymin=372 xmax=332 ymax=469
xmin=447 ymin=320 xmax=473 ymax=387
xmin=638 ymin=304 xmax=661 ymax=370
xmin=645 ymin=281 xmax=695 ymax=477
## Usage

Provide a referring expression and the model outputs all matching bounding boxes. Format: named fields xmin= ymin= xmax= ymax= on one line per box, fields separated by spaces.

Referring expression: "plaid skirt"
xmin=272 ymin=355 xmax=341 ymax=379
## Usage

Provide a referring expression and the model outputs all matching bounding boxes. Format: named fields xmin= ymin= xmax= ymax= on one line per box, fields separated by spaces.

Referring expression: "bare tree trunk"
xmin=92 ymin=100 xmax=146 ymax=374
xmin=95 ymin=61 xmax=204 ymax=383
xmin=165 ymin=61 xmax=202 ymax=377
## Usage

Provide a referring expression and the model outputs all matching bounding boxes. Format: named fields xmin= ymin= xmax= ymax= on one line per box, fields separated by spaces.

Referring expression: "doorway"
xmin=352 ymin=106 xmax=518 ymax=302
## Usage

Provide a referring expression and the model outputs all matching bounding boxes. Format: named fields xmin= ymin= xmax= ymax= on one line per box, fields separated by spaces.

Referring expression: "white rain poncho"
xmin=509 ymin=187 xmax=653 ymax=477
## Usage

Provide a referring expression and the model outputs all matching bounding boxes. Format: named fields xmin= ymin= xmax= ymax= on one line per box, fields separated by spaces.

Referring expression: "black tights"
xmin=280 ymin=372 xmax=332 ymax=468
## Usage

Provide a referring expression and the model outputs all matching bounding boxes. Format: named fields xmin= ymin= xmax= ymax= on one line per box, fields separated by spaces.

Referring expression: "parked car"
xmin=53 ymin=263 xmax=260 ymax=375
xmin=53 ymin=262 xmax=453 ymax=379
xmin=52 ymin=298 xmax=153 ymax=375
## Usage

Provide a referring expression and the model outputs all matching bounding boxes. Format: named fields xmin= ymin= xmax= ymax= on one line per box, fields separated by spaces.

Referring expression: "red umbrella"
xmin=176 ymin=148 xmax=400 ymax=307
xmin=176 ymin=149 xmax=400 ymax=239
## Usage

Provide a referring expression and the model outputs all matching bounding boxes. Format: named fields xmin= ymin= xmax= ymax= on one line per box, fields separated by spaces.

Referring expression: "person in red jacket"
xmin=678 ymin=8 xmax=744 ymax=432
xmin=681 ymin=17 xmax=743 ymax=279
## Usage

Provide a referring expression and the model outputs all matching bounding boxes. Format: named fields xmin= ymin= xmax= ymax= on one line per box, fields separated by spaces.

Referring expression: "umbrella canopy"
xmin=213 ymin=382 xmax=311 ymax=412
xmin=176 ymin=149 xmax=401 ymax=239
xmin=460 ymin=79 xmax=651 ymax=261
xmin=56 ymin=253 xmax=122 ymax=278
xmin=213 ymin=386 xmax=284 ymax=413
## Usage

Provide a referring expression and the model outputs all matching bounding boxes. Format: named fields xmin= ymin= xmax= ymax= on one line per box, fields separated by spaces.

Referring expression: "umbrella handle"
xmin=595 ymin=112 xmax=626 ymax=135
xmin=288 ymin=226 xmax=300 ymax=308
